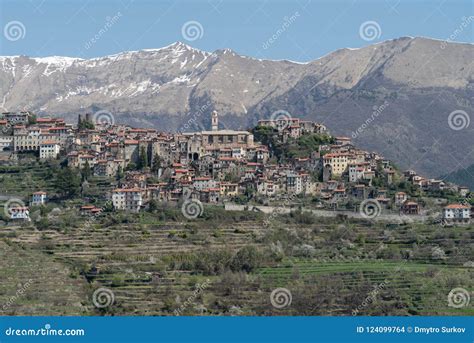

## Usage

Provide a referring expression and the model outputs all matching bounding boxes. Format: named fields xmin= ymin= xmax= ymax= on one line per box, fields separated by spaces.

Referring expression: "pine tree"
xmin=138 ymin=146 xmax=148 ymax=170
xmin=82 ymin=160 xmax=92 ymax=180
xmin=56 ymin=167 xmax=81 ymax=197
xmin=152 ymin=154 xmax=162 ymax=174
xmin=116 ymin=165 xmax=124 ymax=181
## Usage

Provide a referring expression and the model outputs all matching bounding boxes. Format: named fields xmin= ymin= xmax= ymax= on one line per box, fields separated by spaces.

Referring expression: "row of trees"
xmin=125 ymin=148 xmax=162 ymax=173
xmin=78 ymin=147 xmax=163 ymax=184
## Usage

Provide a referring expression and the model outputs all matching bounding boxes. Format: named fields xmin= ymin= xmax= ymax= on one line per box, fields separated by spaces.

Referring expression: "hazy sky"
xmin=1 ymin=0 xmax=472 ymax=61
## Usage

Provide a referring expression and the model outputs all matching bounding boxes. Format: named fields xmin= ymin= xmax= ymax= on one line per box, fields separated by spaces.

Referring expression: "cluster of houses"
xmin=0 ymin=112 xmax=67 ymax=159
xmin=1 ymin=110 xmax=471 ymax=225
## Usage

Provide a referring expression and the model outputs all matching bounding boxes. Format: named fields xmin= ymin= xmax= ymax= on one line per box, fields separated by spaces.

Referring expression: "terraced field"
xmin=0 ymin=162 xmax=472 ymax=316
xmin=1 ymin=208 xmax=472 ymax=316
xmin=0 ymin=240 xmax=86 ymax=315
xmin=0 ymin=161 xmax=112 ymax=209
xmin=256 ymin=260 xmax=472 ymax=315
xmin=0 ymin=162 xmax=59 ymax=198
xmin=0 ymin=211 xmax=269 ymax=315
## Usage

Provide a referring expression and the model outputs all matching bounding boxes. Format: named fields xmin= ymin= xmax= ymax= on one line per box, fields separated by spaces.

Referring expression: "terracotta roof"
xmin=324 ymin=153 xmax=349 ymax=158
xmin=40 ymin=140 xmax=58 ymax=145
xmin=113 ymin=188 xmax=142 ymax=192
xmin=445 ymin=204 xmax=470 ymax=209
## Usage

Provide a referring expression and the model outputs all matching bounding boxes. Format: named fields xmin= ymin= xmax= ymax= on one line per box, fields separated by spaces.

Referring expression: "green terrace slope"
xmin=0 ymin=240 xmax=87 ymax=315
xmin=1 ymin=207 xmax=472 ymax=316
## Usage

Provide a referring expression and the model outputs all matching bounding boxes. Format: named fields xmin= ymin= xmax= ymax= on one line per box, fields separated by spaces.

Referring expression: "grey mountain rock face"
xmin=1 ymin=38 xmax=472 ymax=176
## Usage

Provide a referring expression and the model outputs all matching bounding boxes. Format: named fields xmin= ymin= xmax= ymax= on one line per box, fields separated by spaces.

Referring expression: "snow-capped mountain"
xmin=0 ymin=38 xmax=473 ymax=176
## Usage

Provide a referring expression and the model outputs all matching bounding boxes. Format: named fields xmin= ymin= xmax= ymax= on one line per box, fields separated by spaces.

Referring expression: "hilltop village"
xmin=0 ymin=110 xmax=471 ymax=225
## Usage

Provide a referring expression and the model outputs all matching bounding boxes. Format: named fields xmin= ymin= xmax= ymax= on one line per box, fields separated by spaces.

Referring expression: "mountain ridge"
xmin=1 ymin=37 xmax=473 ymax=177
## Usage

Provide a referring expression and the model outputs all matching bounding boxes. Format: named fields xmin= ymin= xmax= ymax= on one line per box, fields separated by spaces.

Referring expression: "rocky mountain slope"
xmin=1 ymin=37 xmax=472 ymax=176
xmin=441 ymin=163 xmax=474 ymax=189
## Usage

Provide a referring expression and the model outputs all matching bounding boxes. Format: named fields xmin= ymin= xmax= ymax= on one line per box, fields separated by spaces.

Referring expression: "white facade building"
xmin=112 ymin=188 xmax=143 ymax=212
xmin=40 ymin=141 xmax=60 ymax=159
xmin=10 ymin=207 xmax=30 ymax=221
xmin=442 ymin=204 xmax=471 ymax=224
xmin=31 ymin=191 xmax=47 ymax=206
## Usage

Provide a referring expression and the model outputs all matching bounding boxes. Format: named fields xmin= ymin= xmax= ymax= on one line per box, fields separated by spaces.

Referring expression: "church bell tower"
xmin=211 ymin=110 xmax=218 ymax=131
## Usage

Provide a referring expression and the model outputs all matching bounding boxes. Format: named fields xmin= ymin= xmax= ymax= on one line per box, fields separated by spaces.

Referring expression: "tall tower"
xmin=211 ymin=110 xmax=218 ymax=131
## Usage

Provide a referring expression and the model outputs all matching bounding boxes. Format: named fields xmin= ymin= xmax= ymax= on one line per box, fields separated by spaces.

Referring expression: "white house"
xmin=395 ymin=192 xmax=408 ymax=206
xmin=39 ymin=140 xmax=60 ymax=159
xmin=10 ymin=207 xmax=30 ymax=221
xmin=442 ymin=204 xmax=471 ymax=224
xmin=31 ymin=191 xmax=47 ymax=206
xmin=286 ymin=173 xmax=303 ymax=194
xmin=257 ymin=180 xmax=278 ymax=197
xmin=458 ymin=187 xmax=470 ymax=197
xmin=0 ymin=136 xmax=13 ymax=151
xmin=348 ymin=164 xmax=365 ymax=183
xmin=112 ymin=188 xmax=143 ymax=212
xmin=193 ymin=177 xmax=219 ymax=191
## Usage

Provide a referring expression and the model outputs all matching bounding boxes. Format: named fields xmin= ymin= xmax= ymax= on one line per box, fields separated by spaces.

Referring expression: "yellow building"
xmin=220 ymin=182 xmax=239 ymax=196
xmin=323 ymin=153 xmax=349 ymax=176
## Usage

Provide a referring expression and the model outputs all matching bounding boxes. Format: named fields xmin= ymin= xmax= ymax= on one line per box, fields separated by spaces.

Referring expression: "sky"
xmin=0 ymin=0 xmax=473 ymax=62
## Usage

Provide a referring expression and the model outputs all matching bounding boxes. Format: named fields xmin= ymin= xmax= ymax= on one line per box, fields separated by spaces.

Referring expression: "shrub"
xmin=230 ymin=246 xmax=262 ymax=273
